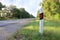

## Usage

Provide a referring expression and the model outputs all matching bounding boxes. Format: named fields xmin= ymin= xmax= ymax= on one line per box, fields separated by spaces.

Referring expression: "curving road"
xmin=0 ymin=18 xmax=34 ymax=40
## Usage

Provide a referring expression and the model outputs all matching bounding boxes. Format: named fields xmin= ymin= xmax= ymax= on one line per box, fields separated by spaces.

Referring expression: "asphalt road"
xmin=0 ymin=18 xmax=34 ymax=40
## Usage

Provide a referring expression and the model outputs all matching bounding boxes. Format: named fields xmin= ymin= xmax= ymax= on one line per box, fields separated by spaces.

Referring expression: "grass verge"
xmin=8 ymin=19 xmax=60 ymax=40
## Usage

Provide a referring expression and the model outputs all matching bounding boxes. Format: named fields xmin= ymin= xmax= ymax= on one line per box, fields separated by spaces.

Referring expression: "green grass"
xmin=8 ymin=20 xmax=60 ymax=40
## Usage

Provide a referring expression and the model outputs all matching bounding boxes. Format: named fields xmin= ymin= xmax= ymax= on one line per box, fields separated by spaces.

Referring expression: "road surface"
xmin=0 ymin=18 xmax=34 ymax=40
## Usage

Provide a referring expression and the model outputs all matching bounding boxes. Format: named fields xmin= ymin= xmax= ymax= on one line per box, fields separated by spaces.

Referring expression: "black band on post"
xmin=39 ymin=13 xmax=43 ymax=20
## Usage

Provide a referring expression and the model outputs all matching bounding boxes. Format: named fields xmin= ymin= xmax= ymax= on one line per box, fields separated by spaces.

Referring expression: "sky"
xmin=0 ymin=0 xmax=43 ymax=17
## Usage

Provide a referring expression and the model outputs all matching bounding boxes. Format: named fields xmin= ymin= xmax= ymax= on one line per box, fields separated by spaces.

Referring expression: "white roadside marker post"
xmin=39 ymin=6 xmax=44 ymax=35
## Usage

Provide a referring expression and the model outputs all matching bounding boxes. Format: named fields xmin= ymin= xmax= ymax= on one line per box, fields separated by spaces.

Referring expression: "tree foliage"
xmin=37 ymin=0 xmax=60 ymax=20
xmin=42 ymin=0 xmax=60 ymax=15
xmin=0 ymin=2 xmax=5 ymax=10
xmin=0 ymin=3 xmax=34 ymax=20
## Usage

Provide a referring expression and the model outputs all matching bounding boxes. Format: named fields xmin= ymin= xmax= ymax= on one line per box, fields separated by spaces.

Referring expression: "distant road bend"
xmin=0 ymin=18 xmax=34 ymax=40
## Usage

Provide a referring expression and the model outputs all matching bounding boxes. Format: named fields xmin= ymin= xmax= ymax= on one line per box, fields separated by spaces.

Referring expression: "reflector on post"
xmin=39 ymin=13 xmax=43 ymax=20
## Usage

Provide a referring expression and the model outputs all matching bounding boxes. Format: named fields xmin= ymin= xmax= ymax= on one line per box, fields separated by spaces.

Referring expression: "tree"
xmin=8 ymin=5 xmax=34 ymax=19
xmin=41 ymin=0 xmax=60 ymax=20
xmin=19 ymin=8 xmax=34 ymax=18
xmin=0 ymin=2 xmax=5 ymax=10
xmin=0 ymin=4 xmax=34 ymax=20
